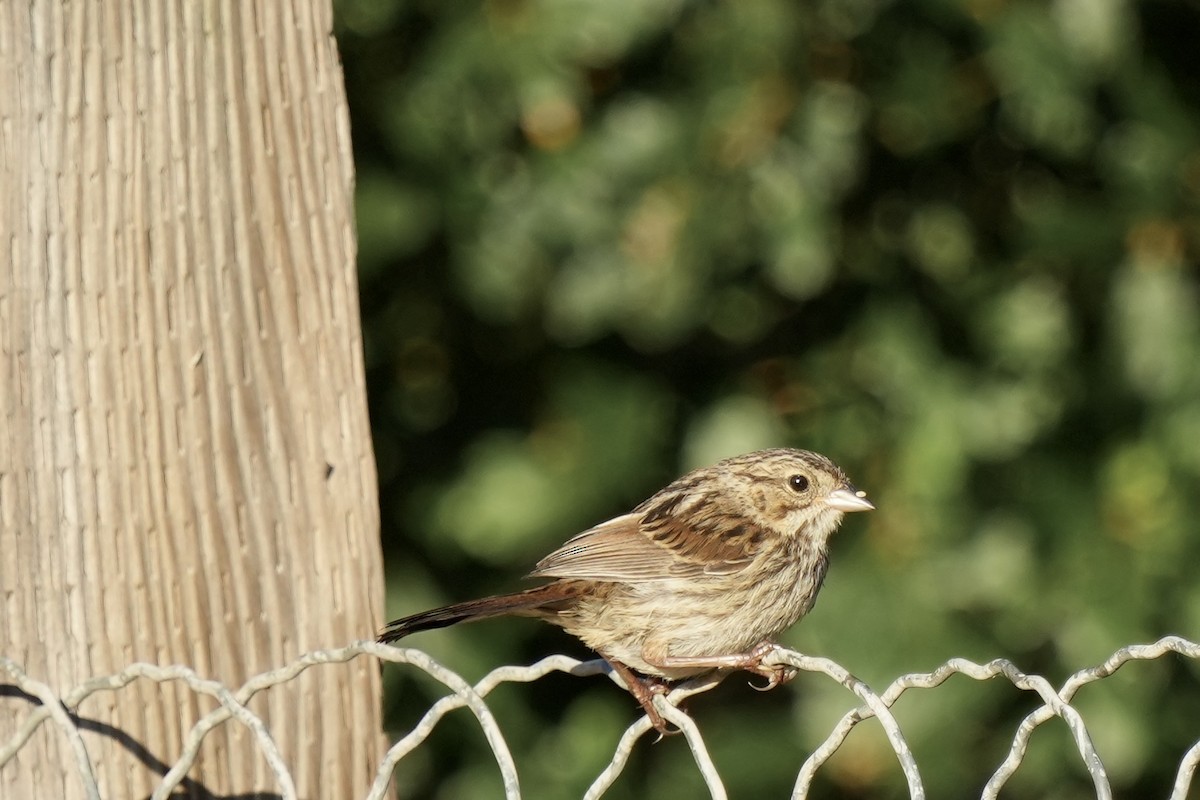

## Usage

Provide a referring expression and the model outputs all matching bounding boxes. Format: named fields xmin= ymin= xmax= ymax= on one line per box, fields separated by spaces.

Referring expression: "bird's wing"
xmin=529 ymin=510 xmax=766 ymax=583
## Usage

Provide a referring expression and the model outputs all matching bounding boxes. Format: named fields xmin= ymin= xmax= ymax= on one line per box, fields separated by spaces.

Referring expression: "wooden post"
xmin=1 ymin=2 xmax=387 ymax=797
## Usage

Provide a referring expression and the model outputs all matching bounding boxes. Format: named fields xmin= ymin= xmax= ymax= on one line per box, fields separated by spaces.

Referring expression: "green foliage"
xmin=339 ymin=0 xmax=1200 ymax=796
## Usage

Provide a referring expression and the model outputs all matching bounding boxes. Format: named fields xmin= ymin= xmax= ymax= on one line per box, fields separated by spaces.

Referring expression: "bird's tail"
xmin=377 ymin=582 xmax=581 ymax=644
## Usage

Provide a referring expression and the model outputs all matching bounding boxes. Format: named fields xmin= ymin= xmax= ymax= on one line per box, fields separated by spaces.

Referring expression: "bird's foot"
xmin=645 ymin=640 xmax=798 ymax=691
xmin=740 ymin=641 xmax=799 ymax=691
xmin=606 ymin=659 xmax=680 ymax=737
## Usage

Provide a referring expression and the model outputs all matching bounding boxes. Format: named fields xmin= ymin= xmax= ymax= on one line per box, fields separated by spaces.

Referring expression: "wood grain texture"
xmin=1 ymin=2 xmax=386 ymax=797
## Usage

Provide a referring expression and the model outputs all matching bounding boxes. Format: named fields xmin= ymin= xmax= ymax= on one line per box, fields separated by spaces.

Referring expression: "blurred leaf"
xmin=345 ymin=0 xmax=1200 ymax=795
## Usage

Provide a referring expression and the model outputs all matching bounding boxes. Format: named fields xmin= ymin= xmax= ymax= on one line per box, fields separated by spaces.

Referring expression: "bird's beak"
xmin=826 ymin=487 xmax=875 ymax=512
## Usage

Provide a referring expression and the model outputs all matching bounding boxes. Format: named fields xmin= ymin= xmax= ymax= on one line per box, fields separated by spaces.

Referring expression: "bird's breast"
xmin=561 ymin=544 xmax=829 ymax=675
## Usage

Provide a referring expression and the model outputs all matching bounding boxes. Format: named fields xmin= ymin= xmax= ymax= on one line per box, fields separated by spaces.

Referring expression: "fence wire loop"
xmin=3 ymin=637 xmax=1199 ymax=799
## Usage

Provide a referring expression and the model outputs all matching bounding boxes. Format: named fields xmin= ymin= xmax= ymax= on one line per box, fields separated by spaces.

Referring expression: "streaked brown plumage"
xmin=379 ymin=448 xmax=874 ymax=731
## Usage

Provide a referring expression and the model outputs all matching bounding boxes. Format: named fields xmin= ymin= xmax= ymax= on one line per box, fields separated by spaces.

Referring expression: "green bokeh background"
xmin=336 ymin=0 xmax=1200 ymax=796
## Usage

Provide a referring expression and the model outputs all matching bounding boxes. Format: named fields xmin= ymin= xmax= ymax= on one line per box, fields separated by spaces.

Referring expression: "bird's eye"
xmin=788 ymin=474 xmax=810 ymax=492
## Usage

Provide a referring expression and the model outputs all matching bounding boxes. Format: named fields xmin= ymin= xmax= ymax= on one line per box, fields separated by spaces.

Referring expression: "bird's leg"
xmin=645 ymin=641 xmax=798 ymax=691
xmin=605 ymin=658 xmax=678 ymax=736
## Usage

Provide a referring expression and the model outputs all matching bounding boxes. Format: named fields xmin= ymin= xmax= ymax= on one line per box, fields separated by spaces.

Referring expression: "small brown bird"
xmin=379 ymin=448 xmax=873 ymax=731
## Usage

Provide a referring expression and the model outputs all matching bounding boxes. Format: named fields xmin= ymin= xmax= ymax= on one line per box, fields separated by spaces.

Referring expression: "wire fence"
xmin=3 ymin=636 xmax=1199 ymax=799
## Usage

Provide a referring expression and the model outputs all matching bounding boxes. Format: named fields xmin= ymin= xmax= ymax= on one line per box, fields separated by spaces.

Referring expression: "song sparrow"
xmin=379 ymin=448 xmax=873 ymax=732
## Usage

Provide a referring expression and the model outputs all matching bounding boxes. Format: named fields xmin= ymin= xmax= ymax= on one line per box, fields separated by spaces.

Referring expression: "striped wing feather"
xmin=529 ymin=506 xmax=768 ymax=583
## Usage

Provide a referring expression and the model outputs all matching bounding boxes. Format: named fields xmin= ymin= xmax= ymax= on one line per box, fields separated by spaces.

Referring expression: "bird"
xmin=379 ymin=448 xmax=874 ymax=732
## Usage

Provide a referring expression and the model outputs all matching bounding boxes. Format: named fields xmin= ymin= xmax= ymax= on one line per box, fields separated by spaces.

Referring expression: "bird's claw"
xmin=746 ymin=663 xmax=797 ymax=691
xmin=607 ymin=659 xmax=682 ymax=738
xmin=642 ymin=686 xmax=684 ymax=738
